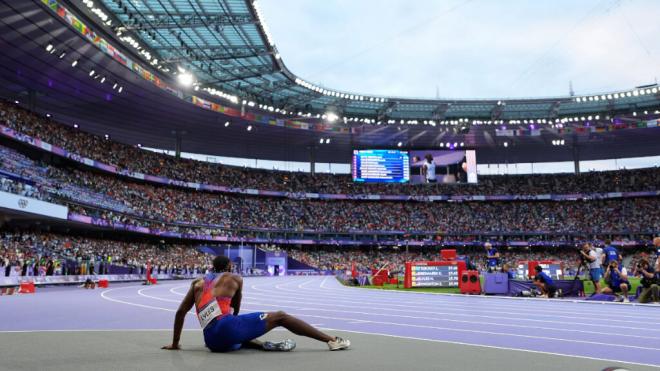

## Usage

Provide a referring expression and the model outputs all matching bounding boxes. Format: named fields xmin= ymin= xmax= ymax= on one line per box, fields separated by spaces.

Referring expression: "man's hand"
xmin=161 ymin=344 xmax=181 ymax=350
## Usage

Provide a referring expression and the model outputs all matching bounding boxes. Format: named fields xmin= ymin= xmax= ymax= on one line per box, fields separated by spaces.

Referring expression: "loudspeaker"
xmin=460 ymin=270 xmax=481 ymax=294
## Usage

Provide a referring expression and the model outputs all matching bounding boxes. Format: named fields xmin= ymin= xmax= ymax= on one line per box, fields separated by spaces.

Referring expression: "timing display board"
xmin=404 ymin=261 xmax=464 ymax=288
xmin=519 ymin=260 xmax=564 ymax=280
xmin=352 ymin=150 xmax=410 ymax=183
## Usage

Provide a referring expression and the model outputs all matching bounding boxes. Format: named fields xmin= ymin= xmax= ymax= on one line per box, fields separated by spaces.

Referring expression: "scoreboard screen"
xmin=352 ymin=150 xmax=410 ymax=183
xmin=518 ymin=260 xmax=564 ymax=280
xmin=405 ymin=261 xmax=461 ymax=288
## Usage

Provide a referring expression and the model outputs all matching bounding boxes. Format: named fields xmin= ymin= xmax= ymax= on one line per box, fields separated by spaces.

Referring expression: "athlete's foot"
xmin=262 ymin=339 xmax=296 ymax=351
xmin=622 ymin=297 xmax=630 ymax=303
xmin=327 ymin=337 xmax=350 ymax=351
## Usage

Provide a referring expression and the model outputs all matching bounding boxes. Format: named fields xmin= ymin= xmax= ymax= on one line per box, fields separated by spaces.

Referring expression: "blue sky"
xmin=258 ymin=0 xmax=660 ymax=99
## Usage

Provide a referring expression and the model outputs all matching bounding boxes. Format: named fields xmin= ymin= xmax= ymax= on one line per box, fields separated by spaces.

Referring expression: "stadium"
xmin=0 ymin=0 xmax=659 ymax=370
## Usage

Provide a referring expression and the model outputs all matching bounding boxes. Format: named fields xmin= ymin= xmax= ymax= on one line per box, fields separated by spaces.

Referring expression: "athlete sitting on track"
xmin=162 ymin=256 xmax=350 ymax=352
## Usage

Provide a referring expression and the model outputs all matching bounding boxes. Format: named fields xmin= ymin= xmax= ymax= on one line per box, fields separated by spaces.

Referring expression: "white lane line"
xmin=96 ymin=286 xmax=660 ymax=367
xmin=0 ymin=328 xmax=655 ymax=368
xmin=100 ymin=286 xmax=195 ymax=317
xmin=302 ymin=275 xmax=660 ymax=312
xmin=254 ymin=309 xmax=660 ymax=352
xmin=308 ymin=327 xmax=660 ymax=369
xmin=138 ymin=287 xmax=183 ymax=303
xmin=290 ymin=278 xmax=660 ymax=319
xmin=241 ymin=289 xmax=660 ymax=327
xmin=240 ymin=297 xmax=660 ymax=338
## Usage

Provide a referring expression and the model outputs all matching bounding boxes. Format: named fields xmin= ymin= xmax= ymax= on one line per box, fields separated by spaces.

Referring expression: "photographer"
xmin=602 ymin=260 xmax=630 ymax=303
xmin=533 ymin=266 xmax=557 ymax=298
xmin=636 ymin=258 xmax=659 ymax=304
xmin=579 ymin=243 xmax=602 ymax=293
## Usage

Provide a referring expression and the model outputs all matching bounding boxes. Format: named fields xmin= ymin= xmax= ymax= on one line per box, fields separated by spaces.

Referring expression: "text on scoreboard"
xmin=352 ymin=149 xmax=410 ymax=183
xmin=404 ymin=261 xmax=462 ymax=288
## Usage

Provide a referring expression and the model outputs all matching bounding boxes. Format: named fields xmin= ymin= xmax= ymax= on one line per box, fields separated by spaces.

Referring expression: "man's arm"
xmin=231 ymin=276 xmax=243 ymax=315
xmin=162 ymin=281 xmax=196 ymax=350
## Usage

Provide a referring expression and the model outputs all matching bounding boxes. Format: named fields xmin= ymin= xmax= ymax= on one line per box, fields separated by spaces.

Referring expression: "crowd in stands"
xmin=285 ymin=246 xmax=655 ymax=276
xmin=2 ymin=100 xmax=660 ymax=197
xmin=1 ymin=143 xmax=659 ymax=235
xmin=0 ymin=231 xmax=212 ymax=277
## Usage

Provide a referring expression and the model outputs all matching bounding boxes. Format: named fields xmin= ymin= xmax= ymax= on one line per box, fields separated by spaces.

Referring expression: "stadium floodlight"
xmin=503 ymin=142 xmax=508 ymax=147
xmin=89 ymin=70 xmax=95 ymax=76
xmin=319 ymin=138 xmax=324 ymax=144
xmin=397 ymin=142 xmax=403 ymax=147
xmin=118 ymin=86 xmax=123 ymax=93
xmin=177 ymin=72 xmax=194 ymax=87
xmin=112 ymin=83 xmax=117 ymax=89
xmin=460 ymin=142 xmax=464 ymax=147
xmin=326 ymin=138 xmax=331 ymax=144
xmin=137 ymin=144 xmax=142 ymax=147
xmin=45 ymin=44 xmax=53 ymax=52
xmin=71 ymin=60 xmax=78 ymax=67
xmin=73 ymin=124 xmax=78 ymax=128
xmin=224 ymin=121 xmax=230 ymax=127
xmin=247 ymin=125 xmax=253 ymax=131
xmin=45 ymin=113 xmax=51 ymax=118
xmin=59 ymin=52 xmax=66 ymax=59
xmin=325 ymin=112 xmax=339 ymax=123
xmin=100 ymin=77 xmax=105 ymax=83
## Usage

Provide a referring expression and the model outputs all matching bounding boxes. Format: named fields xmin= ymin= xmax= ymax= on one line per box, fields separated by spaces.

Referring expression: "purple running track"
xmin=1 ymin=276 xmax=659 ymax=367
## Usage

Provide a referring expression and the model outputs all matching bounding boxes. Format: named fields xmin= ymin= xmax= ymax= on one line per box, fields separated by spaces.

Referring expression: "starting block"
xmin=97 ymin=279 xmax=109 ymax=288
xmin=19 ymin=281 xmax=36 ymax=294
xmin=148 ymin=277 xmax=157 ymax=285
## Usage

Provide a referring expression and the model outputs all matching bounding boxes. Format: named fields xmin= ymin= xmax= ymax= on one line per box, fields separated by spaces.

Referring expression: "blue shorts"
xmin=589 ymin=268 xmax=603 ymax=281
xmin=203 ymin=312 xmax=268 ymax=352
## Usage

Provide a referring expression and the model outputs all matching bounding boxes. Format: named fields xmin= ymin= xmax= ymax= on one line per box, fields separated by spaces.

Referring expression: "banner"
xmin=0 ymin=191 xmax=68 ymax=219
xmin=0 ymin=273 xmax=198 ymax=287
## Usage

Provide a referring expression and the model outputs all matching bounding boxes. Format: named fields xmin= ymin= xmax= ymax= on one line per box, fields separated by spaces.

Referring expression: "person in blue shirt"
xmin=602 ymin=260 xmax=630 ymax=303
xmin=501 ymin=263 xmax=516 ymax=279
xmin=601 ymin=239 xmax=622 ymax=268
xmin=484 ymin=242 xmax=500 ymax=273
xmin=533 ymin=266 xmax=557 ymax=298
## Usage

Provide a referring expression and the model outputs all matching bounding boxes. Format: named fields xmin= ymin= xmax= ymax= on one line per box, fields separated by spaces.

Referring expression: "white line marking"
xmin=1 ymin=328 xmax=655 ymax=368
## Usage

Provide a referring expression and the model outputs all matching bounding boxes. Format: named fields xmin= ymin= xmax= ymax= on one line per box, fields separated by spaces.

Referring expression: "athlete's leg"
xmin=264 ymin=311 xmax=334 ymax=342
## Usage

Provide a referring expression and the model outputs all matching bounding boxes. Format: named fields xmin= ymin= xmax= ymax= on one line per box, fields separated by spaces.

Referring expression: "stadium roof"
xmin=0 ymin=0 xmax=659 ymax=164
xmin=95 ymin=0 xmax=660 ymax=122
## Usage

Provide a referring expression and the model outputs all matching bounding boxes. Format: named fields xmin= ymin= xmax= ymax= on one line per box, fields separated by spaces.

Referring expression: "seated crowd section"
xmin=1 ymin=100 xmax=659 ymax=196
xmin=1 ymin=142 xmax=659 ymax=235
xmin=0 ymin=100 xmax=658 ymax=280
xmin=0 ymin=231 xmax=211 ymax=278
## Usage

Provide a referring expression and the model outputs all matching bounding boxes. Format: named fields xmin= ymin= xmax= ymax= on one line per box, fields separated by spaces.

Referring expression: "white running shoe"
xmin=263 ymin=339 xmax=296 ymax=351
xmin=327 ymin=337 xmax=350 ymax=351
xmin=622 ymin=297 xmax=630 ymax=303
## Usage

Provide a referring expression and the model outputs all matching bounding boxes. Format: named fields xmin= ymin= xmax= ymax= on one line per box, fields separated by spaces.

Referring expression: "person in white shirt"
xmin=422 ymin=154 xmax=437 ymax=183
